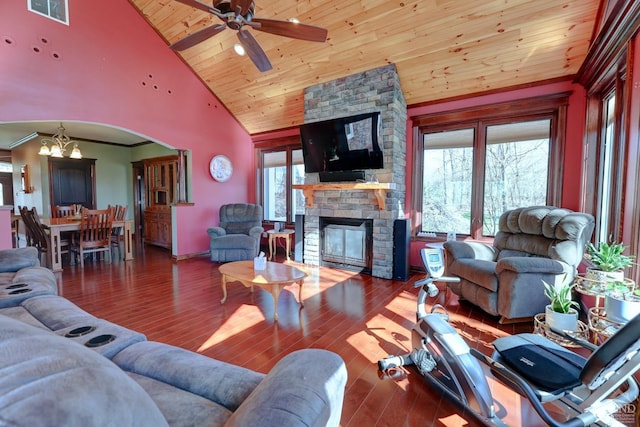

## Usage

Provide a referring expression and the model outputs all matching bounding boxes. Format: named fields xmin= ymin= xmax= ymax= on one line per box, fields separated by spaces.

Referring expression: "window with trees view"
xmin=259 ymin=145 xmax=305 ymax=223
xmin=413 ymin=96 xmax=566 ymax=239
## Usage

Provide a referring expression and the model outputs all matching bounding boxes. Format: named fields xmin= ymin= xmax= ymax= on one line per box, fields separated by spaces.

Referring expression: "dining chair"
xmin=19 ymin=206 xmax=70 ymax=267
xmin=51 ymin=205 xmax=78 ymax=243
xmin=71 ymin=208 xmax=114 ymax=268
xmin=51 ymin=205 xmax=75 ymax=218
xmin=108 ymin=205 xmax=128 ymax=260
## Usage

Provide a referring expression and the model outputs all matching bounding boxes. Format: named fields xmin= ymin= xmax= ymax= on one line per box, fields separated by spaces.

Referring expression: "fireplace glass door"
xmin=320 ymin=217 xmax=372 ymax=273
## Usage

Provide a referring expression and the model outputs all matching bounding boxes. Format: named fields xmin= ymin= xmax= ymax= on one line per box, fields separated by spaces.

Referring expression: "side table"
xmin=267 ymin=229 xmax=295 ymax=261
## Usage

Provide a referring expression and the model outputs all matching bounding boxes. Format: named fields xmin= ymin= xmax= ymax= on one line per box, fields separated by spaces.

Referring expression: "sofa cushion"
xmin=0 ymin=306 xmax=50 ymax=330
xmin=449 ymin=259 xmax=499 ymax=292
xmin=0 ymin=267 xmax=57 ymax=309
xmin=226 ymin=349 xmax=348 ymax=427
xmin=112 ymin=341 xmax=265 ymax=412
xmin=0 ymin=315 xmax=168 ymax=427
xmin=494 ymin=206 xmax=594 ymax=267
xmin=0 ymin=247 xmax=39 ymax=272
xmin=126 ymin=372 xmax=234 ymax=426
xmin=211 ymin=233 xmax=258 ymax=249
xmin=20 ymin=294 xmax=98 ymax=330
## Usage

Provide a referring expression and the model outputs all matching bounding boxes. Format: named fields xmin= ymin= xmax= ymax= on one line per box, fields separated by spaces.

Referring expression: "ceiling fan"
xmin=170 ymin=0 xmax=328 ymax=72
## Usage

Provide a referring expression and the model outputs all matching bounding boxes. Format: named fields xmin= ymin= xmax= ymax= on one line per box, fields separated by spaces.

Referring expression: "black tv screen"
xmin=300 ymin=112 xmax=382 ymax=173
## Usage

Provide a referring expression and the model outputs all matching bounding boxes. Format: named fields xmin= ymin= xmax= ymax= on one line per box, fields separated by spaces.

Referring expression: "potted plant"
xmin=543 ymin=275 xmax=579 ymax=332
xmin=603 ymin=279 xmax=640 ymax=323
xmin=584 ymin=241 xmax=635 ymax=289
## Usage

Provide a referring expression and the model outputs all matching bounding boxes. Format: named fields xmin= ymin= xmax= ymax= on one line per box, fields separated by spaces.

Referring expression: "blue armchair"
xmin=207 ymin=204 xmax=264 ymax=262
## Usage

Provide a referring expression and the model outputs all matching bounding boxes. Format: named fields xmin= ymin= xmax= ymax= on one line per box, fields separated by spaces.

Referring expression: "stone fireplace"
xmin=299 ymin=64 xmax=407 ymax=279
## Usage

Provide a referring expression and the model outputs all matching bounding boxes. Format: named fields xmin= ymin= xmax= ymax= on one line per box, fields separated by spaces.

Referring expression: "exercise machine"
xmin=378 ymin=247 xmax=640 ymax=426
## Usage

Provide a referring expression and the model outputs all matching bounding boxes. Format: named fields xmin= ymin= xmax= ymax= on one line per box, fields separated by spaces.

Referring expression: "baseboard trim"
xmin=171 ymin=251 xmax=210 ymax=261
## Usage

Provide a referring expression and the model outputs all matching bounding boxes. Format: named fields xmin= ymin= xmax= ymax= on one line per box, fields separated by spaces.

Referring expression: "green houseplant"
xmin=584 ymin=241 xmax=635 ymax=291
xmin=543 ymin=275 xmax=579 ymax=331
xmin=585 ymin=241 xmax=635 ymax=272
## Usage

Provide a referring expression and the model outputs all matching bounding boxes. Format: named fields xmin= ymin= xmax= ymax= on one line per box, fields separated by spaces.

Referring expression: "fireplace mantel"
xmin=292 ymin=182 xmax=396 ymax=210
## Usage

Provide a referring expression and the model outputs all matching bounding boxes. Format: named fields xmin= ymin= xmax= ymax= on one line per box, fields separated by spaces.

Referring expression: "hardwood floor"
xmin=55 ymin=245 xmax=570 ymax=426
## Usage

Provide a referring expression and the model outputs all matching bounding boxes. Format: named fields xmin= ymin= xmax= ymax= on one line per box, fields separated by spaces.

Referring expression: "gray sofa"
xmin=443 ymin=206 xmax=595 ymax=322
xmin=0 ymin=249 xmax=347 ymax=426
xmin=208 ymin=203 xmax=264 ymax=262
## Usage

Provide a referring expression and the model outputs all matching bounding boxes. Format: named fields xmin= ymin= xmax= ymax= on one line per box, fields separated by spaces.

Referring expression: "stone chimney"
xmin=300 ymin=64 xmax=407 ymax=279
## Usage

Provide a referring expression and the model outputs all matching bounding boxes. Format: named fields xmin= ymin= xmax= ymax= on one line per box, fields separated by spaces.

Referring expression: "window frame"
xmin=412 ymin=94 xmax=569 ymax=240
xmin=582 ymin=55 xmax=627 ymax=246
xmin=255 ymin=136 xmax=303 ymax=224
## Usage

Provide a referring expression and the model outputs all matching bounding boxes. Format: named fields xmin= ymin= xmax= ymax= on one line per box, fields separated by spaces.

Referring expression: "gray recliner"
xmin=207 ymin=204 xmax=264 ymax=262
xmin=443 ymin=206 xmax=595 ymax=323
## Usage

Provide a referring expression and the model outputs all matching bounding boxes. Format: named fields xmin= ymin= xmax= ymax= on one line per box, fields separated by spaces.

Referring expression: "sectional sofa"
xmin=0 ymin=248 xmax=347 ymax=426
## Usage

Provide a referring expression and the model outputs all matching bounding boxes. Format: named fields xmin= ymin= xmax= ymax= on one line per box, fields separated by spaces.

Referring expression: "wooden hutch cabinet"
xmin=143 ymin=156 xmax=178 ymax=249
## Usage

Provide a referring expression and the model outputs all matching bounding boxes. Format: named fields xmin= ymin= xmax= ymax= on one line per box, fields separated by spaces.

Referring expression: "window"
xmin=28 ymin=0 xmax=69 ymax=25
xmin=414 ymin=96 xmax=567 ymax=239
xmin=583 ymin=62 xmax=627 ymax=247
xmin=596 ymin=91 xmax=618 ymax=243
xmin=258 ymin=142 xmax=305 ymax=223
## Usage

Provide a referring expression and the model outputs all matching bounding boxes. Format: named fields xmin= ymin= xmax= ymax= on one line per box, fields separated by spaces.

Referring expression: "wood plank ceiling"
xmin=129 ymin=0 xmax=600 ymax=135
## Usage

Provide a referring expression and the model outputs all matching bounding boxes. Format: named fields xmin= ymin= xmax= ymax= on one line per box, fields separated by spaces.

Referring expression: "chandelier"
xmin=38 ymin=123 xmax=82 ymax=159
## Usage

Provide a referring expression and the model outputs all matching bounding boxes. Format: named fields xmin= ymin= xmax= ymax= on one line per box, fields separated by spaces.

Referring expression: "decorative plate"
xmin=209 ymin=155 xmax=233 ymax=182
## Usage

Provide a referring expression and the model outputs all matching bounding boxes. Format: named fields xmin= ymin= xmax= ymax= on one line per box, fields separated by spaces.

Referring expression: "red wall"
xmin=1 ymin=0 xmax=254 ymax=257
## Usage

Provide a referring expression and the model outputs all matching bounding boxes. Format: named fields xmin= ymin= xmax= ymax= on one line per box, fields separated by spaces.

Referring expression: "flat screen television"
xmin=300 ymin=112 xmax=382 ymax=173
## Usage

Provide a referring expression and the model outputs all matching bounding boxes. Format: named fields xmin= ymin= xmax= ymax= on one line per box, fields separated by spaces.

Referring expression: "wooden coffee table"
xmin=219 ymin=260 xmax=307 ymax=321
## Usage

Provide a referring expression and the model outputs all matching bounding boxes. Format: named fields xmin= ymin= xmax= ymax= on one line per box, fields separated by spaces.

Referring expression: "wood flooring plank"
xmin=54 ymin=245 xmax=591 ymax=426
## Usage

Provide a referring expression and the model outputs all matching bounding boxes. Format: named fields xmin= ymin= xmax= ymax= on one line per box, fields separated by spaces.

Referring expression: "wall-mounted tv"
xmin=300 ymin=112 xmax=382 ymax=174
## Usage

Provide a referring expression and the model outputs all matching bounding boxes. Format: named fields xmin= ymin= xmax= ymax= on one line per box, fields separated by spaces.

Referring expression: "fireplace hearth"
xmin=320 ymin=217 xmax=372 ymax=274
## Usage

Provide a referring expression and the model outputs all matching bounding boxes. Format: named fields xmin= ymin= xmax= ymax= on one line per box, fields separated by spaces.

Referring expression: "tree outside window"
xmin=260 ymin=146 xmax=305 ymax=223
xmin=414 ymin=96 xmax=565 ymax=241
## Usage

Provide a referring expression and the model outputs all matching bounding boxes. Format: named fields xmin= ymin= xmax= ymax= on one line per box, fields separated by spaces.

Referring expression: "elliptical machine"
xmin=378 ymin=247 xmax=640 ymax=427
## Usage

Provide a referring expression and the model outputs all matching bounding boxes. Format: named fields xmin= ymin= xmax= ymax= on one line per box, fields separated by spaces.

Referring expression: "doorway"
xmin=0 ymin=172 xmax=14 ymax=207
xmin=49 ymin=158 xmax=96 ymax=210
xmin=132 ymin=161 xmax=146 ymax=242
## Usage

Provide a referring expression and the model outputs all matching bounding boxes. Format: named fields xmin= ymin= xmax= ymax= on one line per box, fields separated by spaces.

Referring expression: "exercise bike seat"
xmin=493 ymin=333 xmax=585 ymax=394
xmin=493 ymin=312 xmax=640 ymax=397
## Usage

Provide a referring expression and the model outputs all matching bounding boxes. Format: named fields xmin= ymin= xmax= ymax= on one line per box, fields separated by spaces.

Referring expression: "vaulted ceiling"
xmin=130 ymin=0 xmax=600 ymax=135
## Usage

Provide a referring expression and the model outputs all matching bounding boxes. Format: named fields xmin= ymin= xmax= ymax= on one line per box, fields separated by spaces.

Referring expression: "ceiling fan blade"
xmin=173 ymin=0 xmax=218 ymax=14
xmin=230 ymin=0 xmax=252 ymax=16
xmin=251 ymin=18 xmax=327 ymax=42
xmin=237 ymin=30 xmax=272 ymax=72
xmin=169 ymin=24 xmax=227 ymax=51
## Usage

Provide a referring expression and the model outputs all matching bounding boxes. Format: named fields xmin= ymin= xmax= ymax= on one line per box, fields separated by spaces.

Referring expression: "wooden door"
xmin=49 ymin=158 xmax=96 ymax=210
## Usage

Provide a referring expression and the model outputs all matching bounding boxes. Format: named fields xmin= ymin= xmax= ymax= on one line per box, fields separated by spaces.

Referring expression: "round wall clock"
xmin=209 ymin=155 xmax=233 ymax=182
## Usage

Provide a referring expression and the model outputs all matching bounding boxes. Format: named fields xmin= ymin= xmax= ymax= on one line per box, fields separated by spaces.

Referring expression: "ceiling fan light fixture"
xmin=233 ymin=43 xmax=246 ymax=56
xmin=170 ymin=0 xmax=328 ymax=72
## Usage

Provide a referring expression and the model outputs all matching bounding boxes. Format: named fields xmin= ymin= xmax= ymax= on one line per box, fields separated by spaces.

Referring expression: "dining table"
xmin=40 ymin=217 xmax=134 ymax=272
